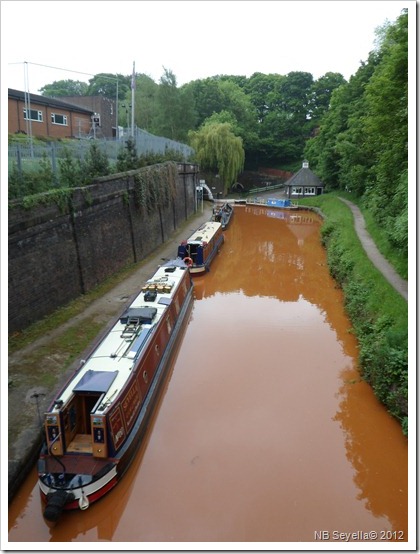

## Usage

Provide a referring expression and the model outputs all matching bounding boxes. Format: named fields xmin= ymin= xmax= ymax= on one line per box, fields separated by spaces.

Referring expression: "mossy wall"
xmin=8 ymin=162 xmax=198 ymax=332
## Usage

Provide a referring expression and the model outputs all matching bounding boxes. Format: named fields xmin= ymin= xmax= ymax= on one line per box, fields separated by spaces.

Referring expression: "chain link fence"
xmin=9 ymin=127 xmax=195 ymax=175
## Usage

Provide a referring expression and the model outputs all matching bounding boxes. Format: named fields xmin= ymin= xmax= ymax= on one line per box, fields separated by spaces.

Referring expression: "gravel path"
xmin=338 ymin=198 xmax=408 ymax=301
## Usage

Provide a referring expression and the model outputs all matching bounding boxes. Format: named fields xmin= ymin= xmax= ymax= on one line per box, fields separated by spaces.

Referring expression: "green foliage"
xmin=40 ymin=79 xmax=89 ymax=97
xmin=18 ymin=188 xmax=73 ymax=212
xmin=9 ymin=153 xmax=58 ymax=199
xmin=9 ymin=142 xmax=109 ymax=201
xmin=133 ymin=162 xmax=178 ymax=213
xmin=151 ymin=68 xmax=197 ymax=142
xmin=38 ymin=152 xmax=55 ymax=188
xmin=58 ymin=148 xmax=81 ymax=188
xmin=88 ymin=73 xmax=129 ymax=100
xmin=8 ymin=162 xmax=26 ymax=200
xmin=363 ymin=12 xmax=408 ymax=193
xmin=132 ymin=74 xmax=159 ymax=129
xmin=189 ymin=122 xmax=245 ymax=194
xmin=309 ymin=72 xmax=346 ymax=122
xmin=116 ymin=138 xmax=138 ymax=171
xmin=305 ymin=10 xmax=408 ymax=274
xmin=78 ymin=142 xmax=110 ymax=184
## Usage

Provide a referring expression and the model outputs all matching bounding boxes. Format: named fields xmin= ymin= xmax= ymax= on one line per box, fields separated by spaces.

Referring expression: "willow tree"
xmin=189 ymin=122 xmax=244 ymax=194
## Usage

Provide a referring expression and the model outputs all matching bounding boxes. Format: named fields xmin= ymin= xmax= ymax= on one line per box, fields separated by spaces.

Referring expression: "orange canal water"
xmin=7 ymin=205 xmax=409 ymax=546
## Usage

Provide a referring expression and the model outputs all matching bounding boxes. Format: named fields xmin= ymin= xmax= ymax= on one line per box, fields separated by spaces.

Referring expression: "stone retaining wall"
xmin=8 ymin=163 xmax=198 ymax=333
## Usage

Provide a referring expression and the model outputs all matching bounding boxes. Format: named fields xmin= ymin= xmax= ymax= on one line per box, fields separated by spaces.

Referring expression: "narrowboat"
xmin=37 ymin=258 xmax=193 ymax=522
xmin=212 ymin=202 xmax=234 ymax=230
xmin=177 ymin=221 xmax=224 ymax=274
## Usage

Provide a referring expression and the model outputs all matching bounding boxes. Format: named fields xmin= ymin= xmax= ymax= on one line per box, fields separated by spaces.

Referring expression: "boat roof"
xmin=186 ymin=221 xmax=222 ymax=244
xmin=51 ymin=260 xmax=189 ymax=414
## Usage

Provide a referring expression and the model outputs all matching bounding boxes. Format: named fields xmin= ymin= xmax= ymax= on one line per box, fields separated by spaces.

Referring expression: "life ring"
xmin=183 ymin=257 xmax=193 ymax=268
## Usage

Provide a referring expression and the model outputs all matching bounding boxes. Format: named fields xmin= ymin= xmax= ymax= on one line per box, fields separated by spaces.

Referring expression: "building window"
xmin=51 ymin=113 xmax=68 ymax=126
xmin=304 ymin=187 xmax=315 ymax=195
xmin=292 ymin=187 xmax=303 ymax=195
xmin=23 ymin=108 xmax=43 ymax=122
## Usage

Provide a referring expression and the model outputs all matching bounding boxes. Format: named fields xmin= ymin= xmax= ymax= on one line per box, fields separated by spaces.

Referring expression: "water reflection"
xmin=333 ymin=369 xmax=408 ymax=537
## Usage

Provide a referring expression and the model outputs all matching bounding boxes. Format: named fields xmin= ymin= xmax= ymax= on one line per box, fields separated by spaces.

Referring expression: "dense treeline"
xmin=305 ymin=10 xmax=408 ymax=257
xmin=39 ymin=69 xmax=346 ymax=171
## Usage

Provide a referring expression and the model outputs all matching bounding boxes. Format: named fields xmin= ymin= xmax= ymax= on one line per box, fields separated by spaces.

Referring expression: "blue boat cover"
xmin=267 ymin=198 xmax=291 ymax=207
xmin=73 ymin=370 xmax=118 ymax=393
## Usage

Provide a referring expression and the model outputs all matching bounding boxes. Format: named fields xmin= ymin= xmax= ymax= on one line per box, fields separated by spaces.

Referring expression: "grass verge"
xmin=300 ymin=193 xmax=408 ymax=436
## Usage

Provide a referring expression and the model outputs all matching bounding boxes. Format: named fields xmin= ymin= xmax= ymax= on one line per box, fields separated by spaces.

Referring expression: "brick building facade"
xmin=59 ymin=95 xmax=117 ymax=138
xmin=8 ymin=88 xmax=94 ymax=139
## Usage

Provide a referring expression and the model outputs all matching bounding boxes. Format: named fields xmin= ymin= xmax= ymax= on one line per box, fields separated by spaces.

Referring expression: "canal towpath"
xmin=337 ymin=197 xmax=408 ymax=301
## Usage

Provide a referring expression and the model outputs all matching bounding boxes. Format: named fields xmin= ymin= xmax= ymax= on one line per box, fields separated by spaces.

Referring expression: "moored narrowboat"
xmin=37 ymin=259 xmax=193 ymax=522
xmin=212 ymin=202 xmax=234 ymax=229
xmin=177 ymin=221 xmax=224 ymax=274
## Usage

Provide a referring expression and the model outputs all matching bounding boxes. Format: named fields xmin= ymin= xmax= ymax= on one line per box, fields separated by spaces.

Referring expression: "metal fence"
xmin=8 ymin=127 xmax=195 ymax=174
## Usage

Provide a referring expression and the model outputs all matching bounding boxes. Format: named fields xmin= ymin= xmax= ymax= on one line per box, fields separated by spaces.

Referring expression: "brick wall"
xmin=8 ymin=97 xmax=92 ymax=138
xmin=258 ymin=167 xmax=294 ymax=180
xmin=59 ymin=96 xmax=116 ymax=138
xmin=8 ymin=163 xmax=198 ymax=333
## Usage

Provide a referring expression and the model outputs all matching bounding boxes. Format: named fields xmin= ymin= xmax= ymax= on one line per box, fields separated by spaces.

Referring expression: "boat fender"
xmin=79 ymin=494 xmax=89 ymax=510
xmin=183 ymin=257 xmax=193 ymax=268
xmin=43 ymin=490 xmax=75 ymax=522
xmin=78 ymin=477 xmax=90 ymax=510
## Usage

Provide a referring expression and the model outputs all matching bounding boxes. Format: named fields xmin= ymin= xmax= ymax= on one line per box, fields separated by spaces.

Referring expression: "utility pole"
xmin=23 ymin=61 xmax=34 ymax=158
xmin=131 ymin=61 xmax=135 ymax=138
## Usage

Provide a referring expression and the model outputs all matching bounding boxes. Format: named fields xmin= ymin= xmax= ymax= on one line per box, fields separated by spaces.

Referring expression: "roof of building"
xmin=285 ymin=160 xmax=323 ymax=188
xmin=8 ymin=88 xmax=94 ymax=115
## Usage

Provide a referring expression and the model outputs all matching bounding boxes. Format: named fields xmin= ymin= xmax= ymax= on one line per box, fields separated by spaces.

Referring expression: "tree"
xmin=309 ymin=72 xmax=347 ymax=123
xmin=189 ymin=122 xmax=244 ymax=194
xmin=244 ymin=72 xmax=281 ymax=123
xmin=132 ymin=73 xmax=159 ymax=130
xmin=87 ymin=73 xmax=130 ymax=100
xmin=183 ymin=77 xmax=226 ymax=127
xmin=78 ymin=142 xmax=110 ymax=184
xmin=151 ymin=68 xmax=197 ymax=141
xmin=116 ymin=138 xmax=138 ymax=172
xmin=279 ymin=71 xmax=314 ymax=121
xmin=304 ymin=9 xmax=408 ymax=254
xmin=363 ymin=9 xmax=408 ymax=224
xmin=304 ymin=54 xmax=379 ymax=190
xmin=40 ymin=80 xmax=89 ymax=97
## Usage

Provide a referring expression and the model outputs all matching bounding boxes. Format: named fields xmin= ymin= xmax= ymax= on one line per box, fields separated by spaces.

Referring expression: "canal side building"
xmin=8 ymin=88 xmax=94 ymax=139
xmin=285 ymin=160 xmax=324 ymax=198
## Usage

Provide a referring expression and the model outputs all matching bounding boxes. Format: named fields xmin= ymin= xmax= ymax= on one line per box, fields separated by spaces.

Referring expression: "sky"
xmin=1 ymin=0 xmax=412 ymax=94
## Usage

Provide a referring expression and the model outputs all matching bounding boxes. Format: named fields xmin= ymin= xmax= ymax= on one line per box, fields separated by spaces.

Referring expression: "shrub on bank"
xmin=304 ymin=194 xmax=408 ymax=436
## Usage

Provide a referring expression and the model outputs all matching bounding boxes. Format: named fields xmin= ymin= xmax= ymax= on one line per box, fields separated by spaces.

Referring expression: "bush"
xmin=313 ymin=195 xmax=408 ymax=435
